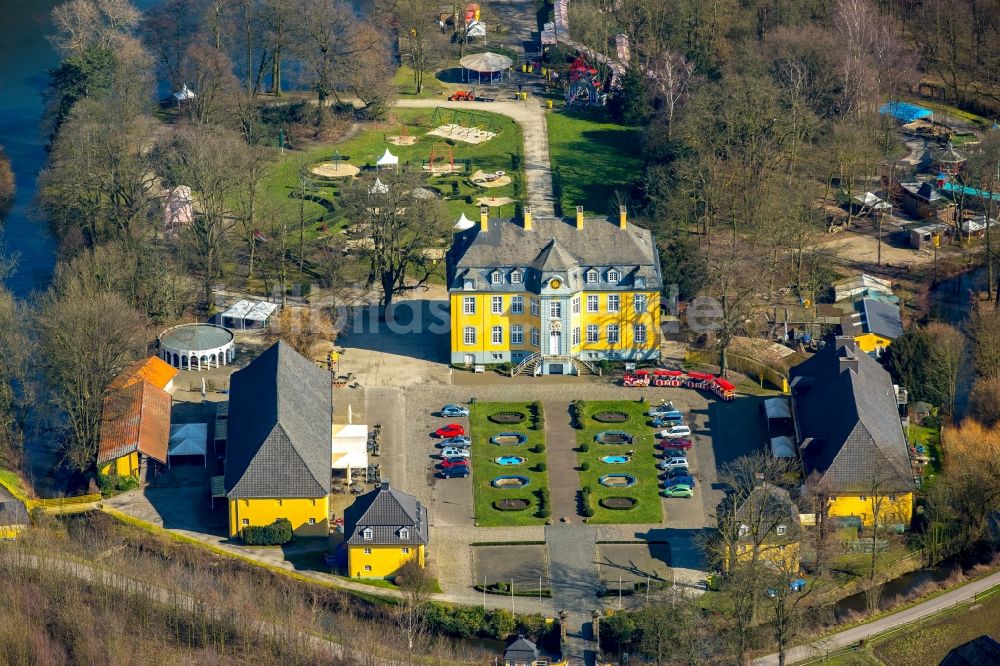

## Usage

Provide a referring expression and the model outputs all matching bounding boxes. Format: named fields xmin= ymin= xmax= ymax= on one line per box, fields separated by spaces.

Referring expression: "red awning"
xmin=687 ymin=371 xmax=714 ymax=381
xmin=715 ymin=379 xmax=736 ymax=391
xmin=653 ymin=369 xmax=683 ymax=376
xmin=633 ymin=369 xmax=650 ymax=376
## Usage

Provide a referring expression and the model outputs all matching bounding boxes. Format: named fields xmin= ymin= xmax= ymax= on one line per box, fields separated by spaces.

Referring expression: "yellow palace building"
xmin=446 ymin=206 xmax=662 ymax=375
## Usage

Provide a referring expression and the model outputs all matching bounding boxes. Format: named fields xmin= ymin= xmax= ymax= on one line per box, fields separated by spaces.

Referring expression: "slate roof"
xmin=503 ymin=636 xmax=540 ymax=662
xmin=734 ymin=485 xmax=801 ymax=543
xmin=0 ymin=499 xmax=29 ymax=527
xmin=224 ymin=341 xmax=332 ymax=499
xmin=841 ymin=298 xmax=903 ymax=341
xmin=344 ymin=481 xmax=429 ymax=545
xmin=97 ymin=380 xmax=171 ymax=466
xmin=940 ymin=635 xmax=1000 ymax=666
xmin=790 ymin=340 xmax=913 ymax=494
xmin=447 ymin=216 xmax=662 ymax=294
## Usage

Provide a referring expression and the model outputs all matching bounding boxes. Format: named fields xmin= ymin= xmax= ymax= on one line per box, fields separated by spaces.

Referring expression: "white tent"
xmin=454 ymin=213 xmax=475 ymax=230
xmin=369 ymin=177 xmax=389 ymax=194
xmin=376 ymin=149 xmax=399 ymax=168
xmin=173 ymin=84 xmax=196 ymax=104
xmin=169 ymin=423 xmax=208 ymax=467
xmin=763 ymin=398 xmax=792 ymax=421
xmin=219 ymin=299 xmax=278 ymax=330
xmin=770 ymin=436 xmax=796 ymax=459
xmin=331 ymin=423 xmax=369 ymax=484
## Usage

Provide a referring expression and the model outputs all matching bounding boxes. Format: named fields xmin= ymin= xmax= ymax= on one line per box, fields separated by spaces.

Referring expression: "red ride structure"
xmin=622 ymin=369 xmax=736 ymax=401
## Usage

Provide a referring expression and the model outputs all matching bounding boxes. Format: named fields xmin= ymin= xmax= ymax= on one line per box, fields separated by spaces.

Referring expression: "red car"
xmin=434 ymin=423 xmax=466 ymax=438
xmin=656 ymin=437 xmax=692 ymax=450
xmin=439 ymin=457 xmax=470 ymax=470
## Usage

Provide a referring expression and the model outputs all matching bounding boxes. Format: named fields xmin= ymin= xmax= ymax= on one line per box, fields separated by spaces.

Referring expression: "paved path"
xmin=547 ymin=524 xmax=601 ymax=666
xmin=753 ymin=571 xmax=1000 ymax=665
xmin=396 ymin=99 xmax=556 ymax=217
xmin=544 ymin=400 xmax=582 ymax=520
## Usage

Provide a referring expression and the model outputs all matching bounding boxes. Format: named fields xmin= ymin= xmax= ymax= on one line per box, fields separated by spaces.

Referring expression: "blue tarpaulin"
xmin=879 ymin=101 xmax=933 ymax=123
xmin=940 ymin=181 xmax=1000 ymax=202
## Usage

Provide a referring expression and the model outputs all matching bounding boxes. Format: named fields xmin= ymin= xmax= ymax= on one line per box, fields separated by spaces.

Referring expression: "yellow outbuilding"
xmin=840 ymin=298 xmax=902 ymax=355
xmin=224 ymin=341 xmax=332 ymax=539
xmin=344 ymin=481 xmax=428 ymax=579
xmin=722 ymin=484 xmax=801 ymax=574
xmin=0 ymin=499 xmax=29 ymax=540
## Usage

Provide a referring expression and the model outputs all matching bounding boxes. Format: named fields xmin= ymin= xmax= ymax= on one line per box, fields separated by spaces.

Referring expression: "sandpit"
xmin=476 ymin=196 xmax=514 ymax=208
xmin=471 ymin=170 xmax=512 ymax=188
xmin=427 ymin=123 xmax=496 ymax=144
xmin=387 ymin=135 xmax=418 ymax=146
xmin=311 ymin=162 xmax=360 ymax=178
xmin=422 ymin=163 xmax=464 ymax=175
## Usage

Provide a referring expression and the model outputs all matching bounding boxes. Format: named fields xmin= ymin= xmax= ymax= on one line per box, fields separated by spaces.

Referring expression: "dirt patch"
xmin=387 ymin=135 xmax=418 ymax=146
xmin=427 ymin=124 xmax=496 ymax=144
xmin=471 ymin=170 xmax=512 ymax=188
xmin=311 ymin=162 xmax=361 ymax=178
xmin=476 ymin=196 xmax=515 ymax=207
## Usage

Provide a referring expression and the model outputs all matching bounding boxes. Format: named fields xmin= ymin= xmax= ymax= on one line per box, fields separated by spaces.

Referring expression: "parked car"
xmin=440 ymin=404 xmax=470 ymax=417
xmin=658 ymin=425 xmax=691 ymax=438
xmin=434 ymin=423 xmax=466 ymax=438
xmin=661 ymin=484 xmax=694 ymax=498
xmin=439 ymin=465 xmax=470 ymax=478
xmin=662 ymin=475 xmax=696 ymax=488
xmin=438 ymin=435 xmax=472 ymax=448
xmin=657 ymin=456 xmax=689 ymax=471
xmin=440 ymin=447 xmax=470 ymax=458
xmin=661 ymin=467 xmax=691 ymax=480
xmin=656 ymin=437 xmax=692 ymax=450
xmin=651 ymin=414 xmax=684 ymax=428
xmin=648 ymin=402 xmax=682 ymax=418
xmin=439 ymin=457 xmax=471 ymax=469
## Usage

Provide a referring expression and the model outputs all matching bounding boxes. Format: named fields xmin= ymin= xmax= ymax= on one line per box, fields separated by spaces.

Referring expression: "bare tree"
xmin=51 ymin=0 xmax=141 ymax=56
xmin=381 ymin=0 xmax=448 ymax=95
xmin=924 ymin=322 xmax=965 ymax=418
xmin=649 ymin=51 xmax=695 ymax=140
xmin=763 ymin=559 xmax=813 ymax=666
xmin=181 ymin=41 xmax=240 ymax=125
xmin=394 ymin=558 xmax=434 ymax=661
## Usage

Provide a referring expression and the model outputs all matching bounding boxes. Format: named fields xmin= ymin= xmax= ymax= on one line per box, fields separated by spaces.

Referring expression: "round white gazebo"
xmin=459 ymin=52 xmax=513 ymax=84
xmin=158 ymin=323 xmax=235 ymax=371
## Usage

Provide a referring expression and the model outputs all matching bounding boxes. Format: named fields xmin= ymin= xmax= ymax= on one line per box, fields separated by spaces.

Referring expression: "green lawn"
xmin=907 ymin=423 xmax=941 ymax=476
xmin=0 ymin=468 xmax=30 ymax=502
xmin=546 ymin=112 xmax=644 ymax=214
xmin=468 ymin=402 xmax=550 ymax=527
xmin=393 ymin=65 xmax=447 ymax=99
xmin=573 ymin=400 xmax=663 ymax=524
xmin=258 ymin=108 xmax=525 ymax=245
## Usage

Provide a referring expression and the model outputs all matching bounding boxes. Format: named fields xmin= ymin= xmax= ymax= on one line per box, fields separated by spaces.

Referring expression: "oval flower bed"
xmin=489 ymin=411 xmax=527 ymax=424
xmin=593 ymin=411 xmax=628 ymax=423
xmin=600 ymin=497 xmax=638 ymax=510
xmin=492 ymin=475 xmax=531 ymax=489
xmin=599 ymin=474 xmax=637 ymax=488
xmin=594 ymin=431 xmax=635 ymax=445
xmin=494 ymin=498 xmax=531 ymax=511
xmin=490 ymin=432 xmax=528 ymax=446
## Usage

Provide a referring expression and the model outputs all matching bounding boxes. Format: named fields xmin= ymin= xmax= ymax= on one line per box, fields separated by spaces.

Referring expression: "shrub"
xmin=497 ymin=361 xmax=512 ymax=373
xmin=536 ymin=488 xmax=551 ymax=519
xmin=535 ymin=462 xmax=547 ymax=472
xmin=599 ymin=359 xmax=611 ymax=374
xmin=464 ymin=194 xmax=474 ymax=204
xmin=579 ymin=441 xmax=590 ymax=453
xmin=580 ymin=461 xmax=591 ymax=472
xmin=242 ymin=518 xmax=293 ymax=545
xmin=97 ymin=472 xmax=140 ymax=496
xmin=483 ymin=608 xmax=517 ymax=639
xmin=530 ymin=401 xmax=544 ymax=430
xmin=581 ymin=485 xmax=595 ymax=517
xmin=531 ymin=443 xmax=545 ymax=454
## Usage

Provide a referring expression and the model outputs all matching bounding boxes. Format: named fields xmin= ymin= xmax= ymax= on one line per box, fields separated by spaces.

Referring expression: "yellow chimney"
xmin=480 ymin=205 xmax=489 ymax=232
xmin=575 ymin=206 xmax=584 ymax=230
xmin=524 ymin=206 xmax=532 ymax=231
xmin=619 ymin=205 xmax=627 ymax=229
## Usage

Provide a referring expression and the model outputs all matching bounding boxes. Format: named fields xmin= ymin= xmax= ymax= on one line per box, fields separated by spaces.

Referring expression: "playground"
xmin=259 ymin=108 xmax=524 ymax=242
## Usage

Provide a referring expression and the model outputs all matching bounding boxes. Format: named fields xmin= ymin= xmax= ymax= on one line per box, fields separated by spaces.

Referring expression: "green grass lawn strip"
xmin=574 ymin=400 xmax=662 ymax=524
xmin=469 ymin=402 xmax=549 ymax=527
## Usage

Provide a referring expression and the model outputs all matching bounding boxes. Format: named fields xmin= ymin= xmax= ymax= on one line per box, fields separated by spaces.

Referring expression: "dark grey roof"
xmin=861 ymin=298 xmax=903 ymax=339
xmin=734 ymin=485 xmax=801 ymax=543
xmin=225 ymin=341 xmax=332 ymax=499
xmin=791 ymin=341 xmax=913 ymax=494
xmin=344 ymin=481 xmax=429 ymax=545
xmin=447 ymin=216 xmax=662 ymax=294
xmin=504 ymin=636 xmax=539 ymax=661
xmin=0 ymin=499 xmax=29 ymax=526
xmin=940 ymin=635 xmax=1000 ymax=666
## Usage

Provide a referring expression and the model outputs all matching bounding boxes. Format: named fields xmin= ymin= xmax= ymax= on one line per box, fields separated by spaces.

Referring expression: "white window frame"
xmin=586 ymin=269 xmax=598 ymax=284
xmin=491 ymin=296 xmax=503 ymax=314
xmin=608 ymin=269 xmax=620 ymax=283
xmin=399 ymin=527 xmax=410 ymax=540
xmin=586 ymin=325 xmax=599 ymax=343
xmin=491 ymin=271 xmax=502 ymax=285
xmin=363 ymin=528 xmax=373 ymax=540
xmin=511 ymin=270 xmax=522 ymax=284
xmin=308 ymin=517 xmax=316 ymax=525
xmin=549 ymin=300 xmax=562 ymax=318
xmin=776 ymin=525 xmax=787 ymax=536
xmin=634 ymin=294 xmax=647 ymax=312
xmin=738 ymin=524 xmax=749 ymax=538
xmin=607 ymin=294 xmax=620 ymax=313
xmin=634 ymin=324 xmax=647 ymax=344
xmin=530 ymin=327 xmax=539 ymax=347
xmin=572 ymin=327 xmax=581 ymax=345
xmin=463 ymin=297 xmax=476 ymax=314
xmin=511 ymin=325 xmax=524 ymax=345
xmin=511 ymin=295 xmax=523 ymax=314
xmin=492 ymin=326 xmax=503 ymax=345
xmin=572 ymin=297 xmax=580 ymax=314
xmin=241 ymin=518 xmax=250 ymax=526
xmin=607 ymin=325 xmax=620 ymax=344
xmin=364 ymin=547 xmax=372 ymax=554
xmin=530 ymin=299 xmax=540 ymax=316
xmin=364 ymin=565 xmax=372 ymax=572
xmin=402 ymin=547 xmax=410 ymax=554
xmin=586 ymin=295 xmax=598 ymax=312
xmin=463 ymin=327 xmax=476 ymax=345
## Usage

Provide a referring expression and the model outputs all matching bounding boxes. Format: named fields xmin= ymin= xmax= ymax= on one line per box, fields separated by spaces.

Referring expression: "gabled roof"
xmin=344 ymin=481 xmax=428 ymax=545
xmin=861 ymin=298 xmax=903 ymax=339
xmin=110 ymin=356 xmax=179 ymax=392
xmin=0 ymin=499 xmax=29 ymax=527
xmin=734 ymin=485 xmax=801 ymax=543
xmin=940 ymin=635 xmax=1000 ymax=666
xmin=97 ymin=381 xmax=171 ymax=466
xmin=532 ymin=238 xmax=578 ymax=271
xmin=791 ymin=341 xmax=913 ymax=494
xmin=503 ymin=636 xmax=539 ymax=661
xmin=224 ymin=341 xmax=332 ymax=499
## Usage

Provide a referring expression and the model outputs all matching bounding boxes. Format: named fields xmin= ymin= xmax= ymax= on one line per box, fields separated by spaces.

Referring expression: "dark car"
xmin=661 ymin=467 xmax=691 ymax=480
xmin=656 ymin=437 xmax=693 ymax=450
xmin=662 ymin=475 xmax=696 ymax=488
xmin=439 ymin=465 xmax=470 ymax=478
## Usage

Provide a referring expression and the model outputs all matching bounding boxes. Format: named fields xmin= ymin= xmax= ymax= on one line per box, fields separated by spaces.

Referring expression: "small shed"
xmin=376 ymin=149 xmax=399 ymax=169
xmin=0 ymin=499 xmax=29 ymax=540
xmin=900 ymin=182 xmax=954 ymax=221
xmin=961 ymin=216 xmax=996 ymax=238
xmin=168 ymin=423 xmax=208 ymax=467
xmin=908 ymin=220 xmax=952 ymax=250
xmin=172 ymin=84 xmax=196 ymax=106
xmin=220 ymin=299 xmax=278 ymax=330
xmin=909 ymin=401 xmax=932 ymax=425
xmin=770 ymin=436 xmax=796 ymax=459
xmin=833 ymin=274 xmax=893 ymax=304
xmin=503 ymin=636 xmax=541 ymax=666
xmin=763 ymin=398 xmax=793 ymax=434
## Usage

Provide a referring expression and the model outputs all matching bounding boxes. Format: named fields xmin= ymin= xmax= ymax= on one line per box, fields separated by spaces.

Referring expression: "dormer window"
xmin=492 ymin=271 xmax=503 ymax=285
xmin=399 ymin=527 xmax=410 ymax=540
xmin=362 ymin=528 xmax=373 ymax=540
xmin=635 ymin=276 xmax=646 ymax=289
xmin=511 ymin=270 xmax=522 ymax=284
xmin=776 ymin=525 xmax=787 ymax=536
xmin=586 ymin=269 xmax=598 ymax=284
xmin=608 ymin=269 xmax=620 ymax=283
xmin=738 ymin=524 xmax=749 ymax=537
xmin=463 ymin=278 xmax=476 ymax=290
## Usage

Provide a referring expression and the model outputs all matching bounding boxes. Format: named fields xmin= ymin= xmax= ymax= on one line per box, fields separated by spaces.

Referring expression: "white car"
xmin=440 ymin=447 xmax=470 ymax=458
xmin=658 ymin=457 xmax=689 ymax=471
xmin=659 ymin=425 xmax=691 ymax=438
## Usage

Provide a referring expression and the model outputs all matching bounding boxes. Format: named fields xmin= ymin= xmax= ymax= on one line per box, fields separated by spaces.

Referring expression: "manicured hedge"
xmin=242 ymin=518 xmax=293 ymax=545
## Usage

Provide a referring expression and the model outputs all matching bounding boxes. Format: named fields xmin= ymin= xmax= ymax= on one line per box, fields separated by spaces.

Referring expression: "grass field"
xmin=0 ymin=468 xmax=29 ymax=501
xmin=468 ymin=402 xmax=550 ymax=527
xmin=573 ymin=400 xmax=663 ymax=524
xmin=258 ymin=108 xmax=525 ymax=243
xmin=546 ymin=112 xmax=644 ymax=214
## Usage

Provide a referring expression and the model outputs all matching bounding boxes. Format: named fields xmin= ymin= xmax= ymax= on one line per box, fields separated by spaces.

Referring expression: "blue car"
xmin=439 ymin=465 xmax=470 ymax=479
xmin=652 ymin=414 xmax=684 ymax=428
xmin=662 ymin=475 xmax=696 ymax=488
xmin=441 ymin=404 xmax=470 ymax=417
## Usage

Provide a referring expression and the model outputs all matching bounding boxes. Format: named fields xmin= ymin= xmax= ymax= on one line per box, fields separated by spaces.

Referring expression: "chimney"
xmin=575 ymin=205 xmax=584 ymax=230
xmin=523 ymin=206 xmax=532 ymax=231
xmin=619 ymin=205 xmax=627 ymax=229
xmin=835 ymin=336 xmax=856 ymax=352
xmin=380 ymin=479 xmax=390 ymax=490
xmin=479 ymin=205 xmax=489 ymax=232
xmin=838 ymin=347 xmax=859 ymax=374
